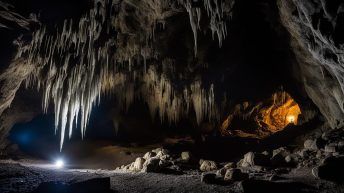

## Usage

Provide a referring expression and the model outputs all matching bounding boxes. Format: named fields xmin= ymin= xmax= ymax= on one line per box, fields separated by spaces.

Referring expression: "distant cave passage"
xmin=220 ymin=91 xmax=301 ymax=139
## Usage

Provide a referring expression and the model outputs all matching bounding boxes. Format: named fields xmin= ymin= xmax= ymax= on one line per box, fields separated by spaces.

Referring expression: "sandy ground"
xmin=0 ymin=160 xmax=233 ymax=193
xmin=1 ymin=158 xmax=344 ymax=193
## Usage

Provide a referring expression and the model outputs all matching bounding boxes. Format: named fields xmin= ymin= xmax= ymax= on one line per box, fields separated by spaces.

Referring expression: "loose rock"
xmin=181 ymin=152 xmax=191 ymax=161
xmin=142 ymin=158 xmax=160 ymax=173
xmin=143 ymin=152 xmax=156 ymax=160
xmin=324 ymin=144 xmax=337 ymax=153
xmin=201 ymin=173 xmax=217 ymax=184
xmin=224 ymin=169 xmax=249 ymax=181
xmin=200 ymin=160 xmax=217 ymax=172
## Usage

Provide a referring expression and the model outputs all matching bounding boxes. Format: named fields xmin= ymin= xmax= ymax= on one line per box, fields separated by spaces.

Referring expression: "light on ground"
xmin=54 ymin=159 xmax=64 ymax=168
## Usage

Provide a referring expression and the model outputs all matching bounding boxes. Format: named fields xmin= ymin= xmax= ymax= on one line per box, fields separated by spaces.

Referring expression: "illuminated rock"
xmin=257 ymin=92 xmax=301 ymax=132
xmin=200 ymin=159 xmax=217 ymax=172
xmin=220 ymin=91 xmax=301 ymax=138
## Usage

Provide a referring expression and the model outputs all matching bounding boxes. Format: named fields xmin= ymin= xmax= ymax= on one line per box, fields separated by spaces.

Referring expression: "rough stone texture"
xmin=324 ymin=144 xmax=337 ymax=153
xmin=199 ymin=160 xmax=217 ymax=172
xmin=312 ymin=156 xmax=344 ymax=183
xmin=271 ymin=147 xmax=290 ymax=167
xmin=200 ymin=173 xmax=217 ymax=184
xmin=181 ymin=151 xmax=191 ymax=161
xmin=130 ymin=157 xmax=145 ymax=172
xmin=0 ymin=0 xmax=343 ymax=159
xmin=142 ymin=157 xmax=160 ymax=173
xmin=0 ymin=89 xmax=41 ymax=155
xmin=277 ymin=0 xmax=344 ymax=128
xmin=224 ymin=168 xmax=248 ymax=181
xmin=304 ymin=139 xmax=318 ymax=151
xmin=143 ymin=152 xmax=156 ymax=160
xmin=223 ymin=162 xmax=236 ymax=169
xmin=240 ymin=152 xmax=270 ymax=167
xmin=216 ymin=168 xmax=227 ymax=177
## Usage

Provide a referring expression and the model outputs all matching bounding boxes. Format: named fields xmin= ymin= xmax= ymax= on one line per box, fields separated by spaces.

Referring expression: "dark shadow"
xmin=31 ymin=178 xmax=116 ymax=193
xmin=241 ymin=179 xmax=315 ymax=193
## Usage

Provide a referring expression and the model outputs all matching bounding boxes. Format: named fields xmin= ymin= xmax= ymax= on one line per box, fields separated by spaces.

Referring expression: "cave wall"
xmin=0 ymin=88 xmax=41 ymax=155
xmin=277 ymin=0 xmax=344 ymax=128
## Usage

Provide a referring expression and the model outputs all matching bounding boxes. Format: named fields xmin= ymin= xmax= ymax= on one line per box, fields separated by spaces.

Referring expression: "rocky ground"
xmin=2 ymin=128 xmax=344 ymax=193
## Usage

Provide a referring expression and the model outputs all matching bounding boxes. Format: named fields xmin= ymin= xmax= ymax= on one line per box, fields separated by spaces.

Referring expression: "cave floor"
xmin=0 ymin=160 xmax=232 ymax=193
xmin=0 ymin=159 xmax=342 ymax=193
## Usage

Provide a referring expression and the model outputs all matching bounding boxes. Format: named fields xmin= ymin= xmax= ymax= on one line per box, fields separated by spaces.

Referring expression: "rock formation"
xmin=0 ymin=0 xmax=342 ymax=154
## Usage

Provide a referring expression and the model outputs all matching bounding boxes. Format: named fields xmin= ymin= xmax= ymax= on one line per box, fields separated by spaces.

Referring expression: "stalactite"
xmin=179 ymin=0 xmax=235 ymax=55
xmin=7 ymin=0 xmax=227 ymax=150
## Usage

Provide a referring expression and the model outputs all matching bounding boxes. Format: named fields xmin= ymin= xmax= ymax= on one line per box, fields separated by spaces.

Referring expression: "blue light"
xmin=18 ymin=132 xmax=31 ymax=144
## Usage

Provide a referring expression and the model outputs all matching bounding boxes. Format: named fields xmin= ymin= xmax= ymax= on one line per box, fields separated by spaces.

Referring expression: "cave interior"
xmin=0 ymin=0 xmax=344 ymax=193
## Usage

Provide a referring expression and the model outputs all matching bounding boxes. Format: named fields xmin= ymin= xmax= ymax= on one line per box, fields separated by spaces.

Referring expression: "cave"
xmin=1 ymin=0 xmax=344 ymax=193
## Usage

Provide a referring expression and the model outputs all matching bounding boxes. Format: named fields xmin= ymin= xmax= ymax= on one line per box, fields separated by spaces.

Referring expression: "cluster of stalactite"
xmin=0 ymin=1 xmax=39 ymax=30
xmin=178 ymin=0 xmax=234 ymax=55
xmin=2 ymin=0 xmax=232 ymax=150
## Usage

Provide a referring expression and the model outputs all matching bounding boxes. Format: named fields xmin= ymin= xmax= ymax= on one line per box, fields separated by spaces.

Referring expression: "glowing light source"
xmin=54 ymin=159 xmax=64 ymax=169
xmin=287 ymin=115 xmax=296 ymax=123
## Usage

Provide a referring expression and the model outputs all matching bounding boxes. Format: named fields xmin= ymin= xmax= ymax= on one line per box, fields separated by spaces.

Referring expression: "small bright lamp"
xmin=287 ymin=115 xmax=295 ymax=123
xmin=54 ymin=159 xmax=64 ymax=168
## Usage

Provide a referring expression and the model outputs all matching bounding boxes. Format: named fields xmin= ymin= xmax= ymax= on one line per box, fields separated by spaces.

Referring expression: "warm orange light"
xmin=287 ymin=115 xmax=296 ymax=123
xmin=257 ymin=91 xmax=301 ymax=132
xmin=220 ymin=91 xmax=301 ymax=138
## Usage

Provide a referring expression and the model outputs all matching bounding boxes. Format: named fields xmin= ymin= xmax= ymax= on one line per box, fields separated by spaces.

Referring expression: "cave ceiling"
xmin=0 ymin=0 xmax=343 ymax=150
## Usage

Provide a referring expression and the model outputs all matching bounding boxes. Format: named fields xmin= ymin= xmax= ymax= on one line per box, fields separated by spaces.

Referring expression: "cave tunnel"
xmin=1 ymin=0 xmax=344 ymax=192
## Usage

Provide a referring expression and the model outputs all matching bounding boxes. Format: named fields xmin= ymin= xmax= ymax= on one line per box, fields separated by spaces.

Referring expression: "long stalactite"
xmin=2 ymin=0 xmax=233 ymax=150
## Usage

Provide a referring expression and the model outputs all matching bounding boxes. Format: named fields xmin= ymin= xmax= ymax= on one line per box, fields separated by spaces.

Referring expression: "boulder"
xmin=181 ymin=151 xmax=191 ymax=161
xmin=312 ymin=156 xmax=344 ymax=183
xmin=284 ymin=154 xmax=300 ymax=166
xmin=200 ymin=160 xmax=217 ymax=172
xmin=156 ymin=149 xmax=170 ymax=160
xmin=216 ymin=168 xmax=227 ymax=177
xmin=271 ymin=148 xmax=290 ymax=167
xmin=272 ymin=147 xmax=290 ymax=157
xmin=316 ymin=151 xmax=323 ymax=159
xmin=321 ymin=132 xmax=330 ymax=141
xmin=201 ymin=173 xmax=217 ymax=184
xmin=224 ymin=168 xmax=249 ymax=181
xmin=130 ymin=157 xmax=145 ymax=171
xmin=324 ymin=144 xmax=337 ymax=153
xmin=143 ymin=152 xmax=156 ymax=160
xmin=261 ymin=151 xmax=270 ymax=156
xmin=297 ymin=149 xmax=309 ymax=158
xmin=142 ymin=157 xmax=160 ymax=173
xmin=304 ymin=139 xmax=317 ymax=151
xmin=338 ymin=141 xmax=344 ymax=148
xmin=151 ymin=148 xmax=163 ymax=154
xmin=240 ymin=152 xmax=270 ymax=167
xmin=159 ymin=159 xmax=171 ymax=168
xmin=223 ymin=162 xmax=236 ymax=169
xmin=337 ymin=141 xmax=344 ymax=152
